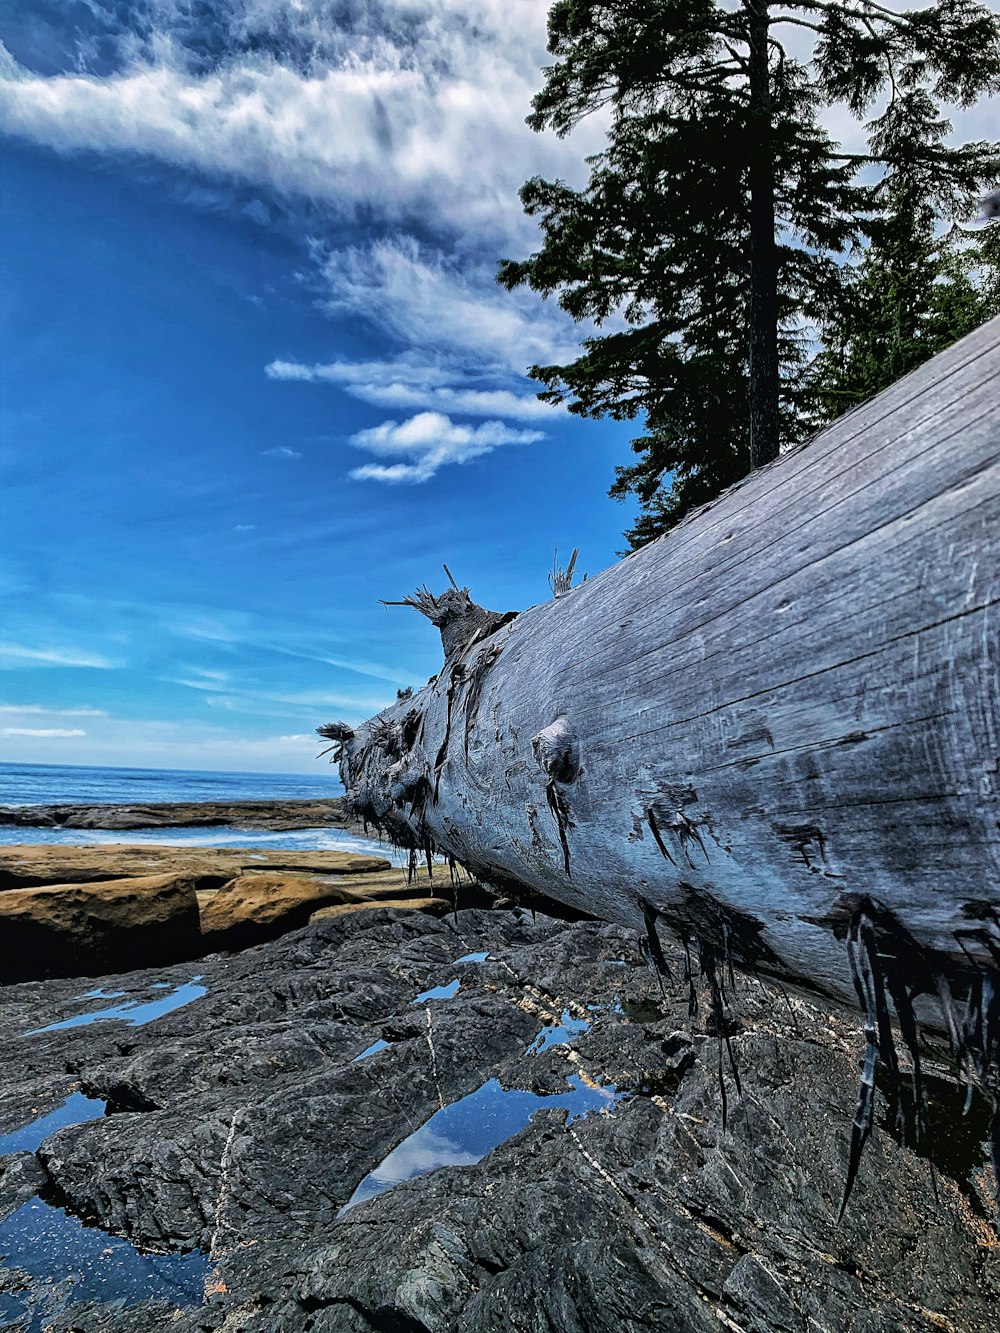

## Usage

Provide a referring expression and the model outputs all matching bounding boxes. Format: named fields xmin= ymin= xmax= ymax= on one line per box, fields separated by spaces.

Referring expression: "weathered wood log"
xmin=328 ymin=316 xmax=999 ymax=1077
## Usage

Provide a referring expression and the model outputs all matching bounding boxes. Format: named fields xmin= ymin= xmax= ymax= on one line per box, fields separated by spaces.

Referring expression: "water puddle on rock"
xmin=411 ymin=979 xmax=460 ymax=1005
xmin=0 ymin=1092 xmax=107 ymax=1157
xmin=454 ymin=951 xmax=489 ymax=965
xmin=340 ymin=1074 xmax=623 ymax=1214
xmin=354 ymin=1038 xmax=393 ymax=1062
xmin=0 ymin=1196 xmax=209 ymax=1330
xmin=527 ymin=1009 xmax=591 ymax=1053
xmin=25 ymin=977 xmax=207 ymax=1036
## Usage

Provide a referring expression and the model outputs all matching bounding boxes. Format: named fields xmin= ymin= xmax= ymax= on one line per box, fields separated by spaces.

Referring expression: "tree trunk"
xmin=747 ymin=0 xmax=780 ymax=469
xmin=332 ymin=316 xmax=1000 ymax=1040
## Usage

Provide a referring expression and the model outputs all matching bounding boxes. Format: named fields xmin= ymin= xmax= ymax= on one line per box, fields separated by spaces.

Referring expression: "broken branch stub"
xmin=382 ymin=580 xmax=516 ymax=660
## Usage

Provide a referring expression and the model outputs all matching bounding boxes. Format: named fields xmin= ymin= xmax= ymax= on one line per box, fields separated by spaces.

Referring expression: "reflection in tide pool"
xmin=354 ymin=1038 xmax=392 ymax=1062
xmin=25 ymin=978 xmax=207 ymax=1036
xmin=0 ymin=1091 xmax=107 ymax=1157
xmin=411 ymin=979 xmax=460 ymax=1005
xmin=528 ymin=1009 xmax=591 ymax=1054
xmin=0 ymin=1196 xmax=209 ymax=1330
xmin=341 ymin=1074 xmax=622 ymax=1213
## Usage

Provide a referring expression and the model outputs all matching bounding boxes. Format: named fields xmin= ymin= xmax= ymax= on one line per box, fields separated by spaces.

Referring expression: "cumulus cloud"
xmin=348 ymin=411 xmax=541 ymax=483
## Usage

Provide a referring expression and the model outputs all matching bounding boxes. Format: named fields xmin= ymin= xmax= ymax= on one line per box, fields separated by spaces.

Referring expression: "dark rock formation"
xmin=0 ymin=799 xmax=351 ymax=832
xmin=1 ymin=904 xmax=996 ymax=1332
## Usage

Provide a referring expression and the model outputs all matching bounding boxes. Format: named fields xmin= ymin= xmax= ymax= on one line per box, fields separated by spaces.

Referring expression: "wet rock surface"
xmin=1 ymin=906 xmax=997 ymax=1332
xmin=0 ymin=798 xmax=353 ymax=832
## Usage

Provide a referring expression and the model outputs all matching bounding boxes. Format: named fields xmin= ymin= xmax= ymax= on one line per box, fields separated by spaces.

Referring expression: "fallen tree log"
xmin=326 ymin=316 xmax=999 ymax=1141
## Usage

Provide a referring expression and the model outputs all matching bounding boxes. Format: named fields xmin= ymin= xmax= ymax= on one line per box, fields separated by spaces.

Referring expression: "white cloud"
xmin=0 ymin=642 xmax=121 ymax=669
xmin=348 ymin=411 xmax=541 ymax=483
xmin=0 ymin=4 xmax=604 ymax=245
xmin=266 ymin=356 xmax=561 ymax=421
xmin=0 ymin=704 xmax=107 ymax=716
xmin=260 ymin=445 xmax=302 ymax=458
xmin=1 ymin=727 xmax=87 ymax=738
xmin=315 ymin=238 xmax=580 ymax=375
xmin=233 ymin=523 xmax=256 ymax=531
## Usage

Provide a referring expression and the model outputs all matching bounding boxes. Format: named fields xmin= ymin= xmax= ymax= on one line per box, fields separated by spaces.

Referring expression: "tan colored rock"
xmin=0 ymin=844 xmax=390 ymax=891
xmin=198 ymin=865 xmax=450 ymax=948
xmin=198 ymin=873 xmax=379 ymax=949
xmin=309 ymin=897 xmax=452 ymax=922
xmin=0 ymin=874 xmax=201 ymax=983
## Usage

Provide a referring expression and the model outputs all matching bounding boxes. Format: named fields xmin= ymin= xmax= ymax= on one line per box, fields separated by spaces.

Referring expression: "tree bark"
xmin=332 ymin=316 xmax=1000 ymax=1038
xmin=747 ymin=0 xmax=780 ymax=468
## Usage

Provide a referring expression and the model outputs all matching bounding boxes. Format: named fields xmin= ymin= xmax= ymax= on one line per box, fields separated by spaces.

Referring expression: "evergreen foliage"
xmin=500 ymin=0 xmax=1000 ymax=548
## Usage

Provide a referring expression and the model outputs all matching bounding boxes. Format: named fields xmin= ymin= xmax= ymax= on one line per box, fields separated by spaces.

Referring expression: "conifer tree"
xmin=500 ymin=0 xmax=1000 ymax=547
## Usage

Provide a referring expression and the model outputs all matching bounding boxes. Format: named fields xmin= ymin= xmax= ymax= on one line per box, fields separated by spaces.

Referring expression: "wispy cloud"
xmin=266 ymin=357 xmax=560 ymax=421
xmin=314 ymin=238 xmax=581 ymax=375
xmin=1 ymin=726 xmax=86 ymax=738
xmin=0 ymin=642 xmax=121 ymax=669
xmin=0 ymin=704 xmax=107 ymax=717
xmin=348 ymin=411 xmax=541 ymax=484
xmin=260 ymin=445 xmax=302 ymax=458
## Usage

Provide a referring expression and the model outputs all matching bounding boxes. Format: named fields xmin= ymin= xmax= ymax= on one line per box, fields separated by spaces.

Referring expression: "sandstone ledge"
xmin=0 ymin=844 xmax=461 ymax=982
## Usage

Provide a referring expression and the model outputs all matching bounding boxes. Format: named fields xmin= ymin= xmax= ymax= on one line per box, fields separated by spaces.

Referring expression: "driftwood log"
xmin=326 ymin=316 xmax=1000 ymax=1182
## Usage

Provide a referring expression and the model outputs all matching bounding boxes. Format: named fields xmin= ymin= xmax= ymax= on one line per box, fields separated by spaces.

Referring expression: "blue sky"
xmin=1 ymin=2 xmax=996 ymax=775
xmin=0 ymin=0 xmax=643 ymax=774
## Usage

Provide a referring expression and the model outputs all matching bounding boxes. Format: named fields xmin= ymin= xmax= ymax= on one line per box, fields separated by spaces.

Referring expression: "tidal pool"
xmin=25 ymin=978 xmax=207 ymax=1035
xmin=0 ymin=1196 xmax=209 ymax=1330
xmin=354 ymin=1038 xmax=393 ymax=1062
xmin=0 ymin=1091 xmax=108 ymax=1157
xmin=411 ymin=979 xmax=460 ymax=1005
xmin=527 ymin=1009 xmax=591 ymax=1054
xmin=340 ymin=1073 xmax=623 ymax=1213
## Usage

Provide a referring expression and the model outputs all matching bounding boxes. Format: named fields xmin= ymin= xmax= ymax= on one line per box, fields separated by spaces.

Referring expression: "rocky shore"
xmin=1 ymin=833 xmax=998 ymax=1332
xmin=1 ymin=900 xmax=997 ymax=1332
xmin=0 ymin=798 xmax=352 ymax=832
xmin=0 ymin=843 xmax=460 ymax=983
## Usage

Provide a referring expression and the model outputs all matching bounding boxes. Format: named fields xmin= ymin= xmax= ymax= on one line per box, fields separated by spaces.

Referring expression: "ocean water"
xmin=0 ymin=761 xmax=342 ymax=807
xmin=0 ymin=761 xmax=404 ymax=862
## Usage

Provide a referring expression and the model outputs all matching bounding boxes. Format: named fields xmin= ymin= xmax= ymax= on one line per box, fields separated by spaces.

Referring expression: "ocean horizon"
xmin=0 ymin=761 xmax=404 ymax=860
xmin=0 ymin=760 xmax=344 ymax=808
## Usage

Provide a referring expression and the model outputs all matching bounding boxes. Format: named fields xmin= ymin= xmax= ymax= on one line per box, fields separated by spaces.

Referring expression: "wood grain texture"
xmin=338 ymin=316 xmax=1000 ymax=1023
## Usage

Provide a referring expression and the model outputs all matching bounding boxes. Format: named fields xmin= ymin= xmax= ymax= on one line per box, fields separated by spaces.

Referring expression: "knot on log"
xmin=531 ymin=717 xmax=581 ymax=785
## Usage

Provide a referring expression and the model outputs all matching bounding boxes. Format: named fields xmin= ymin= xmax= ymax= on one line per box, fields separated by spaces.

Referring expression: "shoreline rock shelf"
xmin=0 ymin=905 xmax=996 ymax=1331
xmin=0 ymin=798 xmax=353 ymax=832
xmin=0 ymin=844 xmax=457 ymax=982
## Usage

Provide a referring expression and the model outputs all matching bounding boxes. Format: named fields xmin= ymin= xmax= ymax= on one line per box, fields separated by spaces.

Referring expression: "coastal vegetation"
xmin=499 ymin=0 xmax=1000 ymax=546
